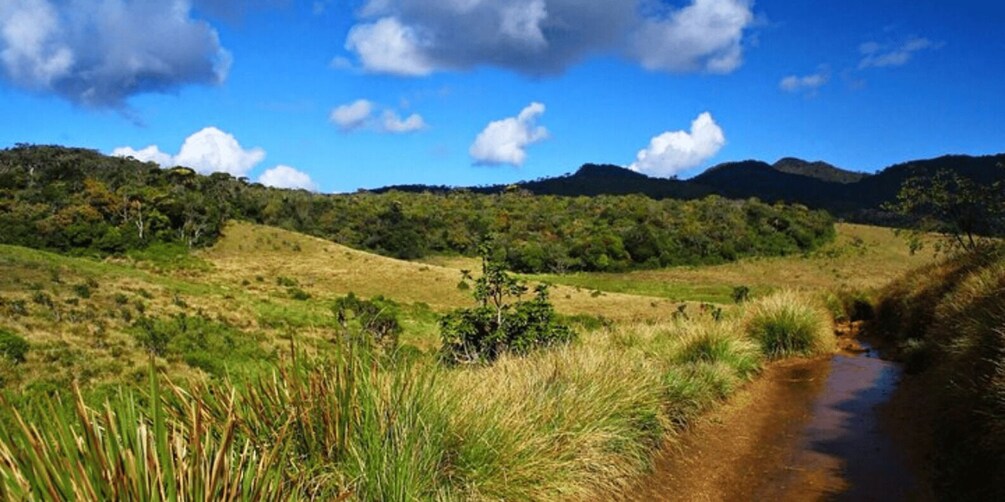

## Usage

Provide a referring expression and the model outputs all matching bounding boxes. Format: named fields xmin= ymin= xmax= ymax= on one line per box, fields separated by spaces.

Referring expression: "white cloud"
xmin=631 ymin=0 xmax=754 ymax=74
xmin=0 ymin=0 xmax=230 ymax=107
xmin=469 ymin=102 xmax=549 ymax=167
xmin=340 ymin=0 xmax=755 ymax=77
xmin=258 ymin=165 xmax=319 ymax=191
xmin=859 ymin=37 xmax=936 ymax=69
xmin=629 ymin=112 xmax=726 ymax=178
xmin=780 ymin=67 xmax=830 ymax=94
xmin=174 ymin=127 xmax=266 ymax=176
xmin=111 ymin=145 xmax=174 ymax=166
xmin=330 ymin=99 xmax=375 ymax=131
xmin=113 ymin=127 xmax=266 ymax=177
xmin=329 ymin=98 xmax=426 ymax=134
xmin=381 ymin=110 xmax=427 ymax=133
xmin=345 ymin=17 xmax=434 ymax=76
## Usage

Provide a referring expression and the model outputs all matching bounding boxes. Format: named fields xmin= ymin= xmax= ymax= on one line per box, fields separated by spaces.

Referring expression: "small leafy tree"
xmin=332 ymin=293 xmax=402 ymax=349
xmin=440 ymin=246 xmax=575 ymax=364
xmin=886 ymin=167 xmax=1005 ymax=254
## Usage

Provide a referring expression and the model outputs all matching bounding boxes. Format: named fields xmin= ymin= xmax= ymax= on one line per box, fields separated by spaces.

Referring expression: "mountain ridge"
xmin=371 ymin=153 xmax=1005 ymax=222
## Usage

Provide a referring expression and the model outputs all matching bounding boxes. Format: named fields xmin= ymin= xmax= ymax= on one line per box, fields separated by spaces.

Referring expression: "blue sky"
xmin=1 ymin=0 xmax=1003 ymax=193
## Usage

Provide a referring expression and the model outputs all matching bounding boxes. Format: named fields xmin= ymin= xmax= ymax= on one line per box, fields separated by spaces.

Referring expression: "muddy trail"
xmin=624 ymin=331 xmax=932 ymax=501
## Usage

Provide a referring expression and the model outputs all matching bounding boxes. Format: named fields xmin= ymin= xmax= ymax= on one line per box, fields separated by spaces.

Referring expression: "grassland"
xmin=522 ymin=224 xmax=936 ymax=303
xmin=0 ymin=220 xmax=926 ymax=500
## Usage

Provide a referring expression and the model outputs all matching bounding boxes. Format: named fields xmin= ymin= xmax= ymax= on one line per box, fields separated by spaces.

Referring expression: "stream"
xmin=625 ymin=338 xmax=930 ymax=501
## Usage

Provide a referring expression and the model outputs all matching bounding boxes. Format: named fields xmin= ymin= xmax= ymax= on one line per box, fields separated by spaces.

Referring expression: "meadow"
xmin=0 ymin=220 xmax=933 ymax=499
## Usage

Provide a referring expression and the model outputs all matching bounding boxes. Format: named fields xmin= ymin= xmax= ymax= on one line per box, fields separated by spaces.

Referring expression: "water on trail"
xmin=625 ymin=338 xmax=930 ymax=501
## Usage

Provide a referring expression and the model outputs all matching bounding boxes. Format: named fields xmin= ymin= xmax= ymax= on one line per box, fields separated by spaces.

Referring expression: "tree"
xmin=440 ymin=245 xmax=575 ymax=364
xmin=886 ymin=167 xmax=1005 ymax=254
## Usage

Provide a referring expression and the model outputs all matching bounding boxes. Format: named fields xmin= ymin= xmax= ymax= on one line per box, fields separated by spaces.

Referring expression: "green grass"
xmin=743 ymin=290 xmax=836 ymax=358
xmin=0 ymin=220 xmax=853 ymax=500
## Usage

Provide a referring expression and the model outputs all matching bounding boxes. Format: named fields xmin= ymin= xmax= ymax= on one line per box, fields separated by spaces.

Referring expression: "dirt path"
xmin=622 ymin=339 xmax=932 ymax=501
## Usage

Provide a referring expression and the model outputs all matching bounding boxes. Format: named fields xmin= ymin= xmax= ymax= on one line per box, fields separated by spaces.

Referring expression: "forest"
xmin=0 ymin=145 xmax=836 ymax=273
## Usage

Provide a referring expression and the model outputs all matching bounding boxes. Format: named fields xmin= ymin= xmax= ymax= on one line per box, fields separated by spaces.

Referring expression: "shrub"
xmin=731 ymin=285 xmax=751 ymax=304
xmin=332 ymin=293 xmax=402 ymax=348
xmin=287 ymin=287 xmax=311 ymax=301
xmin=744 ymin=290 xmax=835 ymax=358
xmin=0 ymin=329 xmax=30 ymax=364
xmin=440 ymin=252 xmax=576 ymax=364
xmin=71 ymin=283 xmax=91 ymax=299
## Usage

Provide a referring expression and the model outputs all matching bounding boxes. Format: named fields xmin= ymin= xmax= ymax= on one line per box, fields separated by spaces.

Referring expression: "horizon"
xmin=1 ymin=1 xmax=1003 ymax=193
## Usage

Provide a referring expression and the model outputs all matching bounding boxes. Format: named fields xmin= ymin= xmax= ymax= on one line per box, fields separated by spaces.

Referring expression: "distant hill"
xmin=771 ymin=158 xmax=867 ymax=184
xmin=373 ymin=154 xmax=1005 ymax=223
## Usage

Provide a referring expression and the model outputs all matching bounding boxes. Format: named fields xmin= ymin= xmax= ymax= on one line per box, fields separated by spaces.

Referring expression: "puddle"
xmin=624 ymin=342 xmax=929 ymax=501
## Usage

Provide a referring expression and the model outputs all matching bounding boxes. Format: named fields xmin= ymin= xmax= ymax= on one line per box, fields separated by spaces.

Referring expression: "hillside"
xmin=373 ymin=153 xmax=1005 ymax=225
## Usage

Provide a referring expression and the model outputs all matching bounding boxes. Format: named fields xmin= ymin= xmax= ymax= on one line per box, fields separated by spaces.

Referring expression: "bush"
xmin=440 ymin=253 xmax=576 ymax=364
xmin=731 ymin=285 xmax=751 ymax=304
xmin=744 ymin=291 xmax=835 ymax=358
xmin=0 ymin=329 xmax=30 ymax=363
xmin=332 ymin=293 xmax=402 ymax=348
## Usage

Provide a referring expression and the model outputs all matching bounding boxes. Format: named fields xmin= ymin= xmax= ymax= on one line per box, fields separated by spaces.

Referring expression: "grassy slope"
xmin=201 ymin=221 xmax=685 ymax=322
xmin=0 ymin=221 xmax=929 ymax=392
xmin=521 ymin=224 xmax=936 ymax=303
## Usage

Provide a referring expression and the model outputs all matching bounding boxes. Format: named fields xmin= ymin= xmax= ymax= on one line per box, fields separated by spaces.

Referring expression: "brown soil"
xmin=620 ymin=330 xmax=933 ymax=501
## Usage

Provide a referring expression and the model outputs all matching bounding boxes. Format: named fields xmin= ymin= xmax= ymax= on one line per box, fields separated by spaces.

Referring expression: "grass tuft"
xmin=744 ymin=290 xmax=836 ymax=358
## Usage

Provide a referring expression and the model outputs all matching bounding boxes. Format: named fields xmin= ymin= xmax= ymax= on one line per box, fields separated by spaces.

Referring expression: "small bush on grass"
xmin=332 ymin=293 xmax=402 ymax=349
xmin=440 ymin=251 xmax=575 ymax=364
xmin=0 ymin=329 xmax=30 ymax=364
xmin=130 ymin=314 xmax=269 ymax=377
xmin=744 ymin=290 xmax=835 ymax=358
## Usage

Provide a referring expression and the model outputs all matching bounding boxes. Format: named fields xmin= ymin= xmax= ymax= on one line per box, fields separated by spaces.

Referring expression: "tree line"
xmin=0 ymin=145 xmax=836 ymax=272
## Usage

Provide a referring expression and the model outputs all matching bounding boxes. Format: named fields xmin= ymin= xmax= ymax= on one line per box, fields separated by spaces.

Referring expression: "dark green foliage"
xmin=130 ymin=314 xmax=269 ymax=377
xmin=276 ymin=276 xmax=298 ymax=288
xmin=731 ymin=286 xmax=751 ymax=304
xmin=0 ymin=145 xmax=836 ymax=273
xmin=0 ymin=329 xmax=30 ymax=363
xmin=440 ymin=253 xmax=575 ymax=364
xmin=886 ymin=167 xmax=1005 ymax=254
xmin=287 ymin=287 xmax=311 ymax=301
xmin=71 ymin=282 xmax=92 ymax=299
xmin=332 ymin=293 xmax=402 ymax=348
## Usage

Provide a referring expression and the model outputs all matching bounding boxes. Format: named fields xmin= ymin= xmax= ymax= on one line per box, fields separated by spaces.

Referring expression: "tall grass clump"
xmin=439 ymin=315 xmax=764 ymax=499
xmin=872 ymin=246 xmax=1005 ymax=498
xmin=0 ymin=370 xmax=288 ymax=501
xmin=744 ymin=290 xmax=836 ymax=358
xmin=0 ymin=340 xmax=454 ymax=501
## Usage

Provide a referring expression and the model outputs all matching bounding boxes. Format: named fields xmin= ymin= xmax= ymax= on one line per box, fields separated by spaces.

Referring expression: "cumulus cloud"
xmin=0 ymin=0 xmax=231 ymax=107
xmin=258 ymin=165 xmax=319 ymax=191
xmin=469 ymin=102 xmax=549 ymax=167
xmin=329 ymin=98 xmax=426 ymax=133
xmin=113 ymin=127 xmax=265 ymax=177
xmin=858 ymin=37 xmax=936 ymax=69
xmin=341 ymin=0 xmax=755 ymax=76
xmin=630 ymin=0 xmax=754 ymax=73
xmin=330 ymin=99 xmax=375 ymax=131
xmin=780 ymin=67 xmax=830 ymax=94
xmin=381 ymin=110 xmax=426 ymax=133
xmin=111 ymin=145 xmax=174 ymax=166
xmin=174 ymin=127 xmax=266 ymax=176
xmin=629 ymin=112 xmax=725 ymax=178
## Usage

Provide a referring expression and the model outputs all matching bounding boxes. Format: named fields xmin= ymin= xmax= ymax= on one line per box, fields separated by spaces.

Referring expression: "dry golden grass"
xmin=524 ymin=223 xmax=938 ymax=302
xmin=200 ymin=221 xmax=684 ymax=322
